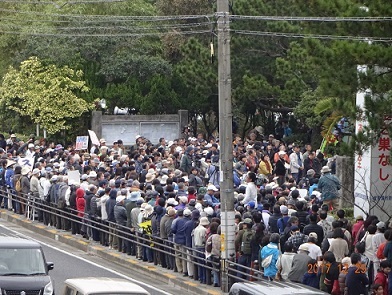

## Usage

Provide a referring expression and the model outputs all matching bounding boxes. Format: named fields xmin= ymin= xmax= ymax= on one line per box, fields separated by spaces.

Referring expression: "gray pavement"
xmin=0 ymin=209 xmax=223 ymax=295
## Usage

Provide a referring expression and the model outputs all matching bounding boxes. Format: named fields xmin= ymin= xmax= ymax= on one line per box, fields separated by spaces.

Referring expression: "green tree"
xmin=0 ymin=57 xmax=94 ymax=134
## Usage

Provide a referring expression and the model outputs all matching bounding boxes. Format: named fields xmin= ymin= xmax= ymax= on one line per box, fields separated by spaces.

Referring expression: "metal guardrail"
xmin=0 ymin=188 xmax=265 ymax=288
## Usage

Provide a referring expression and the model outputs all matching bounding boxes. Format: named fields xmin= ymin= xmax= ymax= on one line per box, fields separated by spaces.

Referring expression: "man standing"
xmin=288 ymin=244 xmax=312 ymax=283
xmin=241 ymin=172 xmax=258 ymax=207
xmin=180 ymin=147 xmax=194 ymax=174
xmin=171 ymin=209 xmax=189 ymax=276
xmin=193 ymin=216 xmax=209 ymax=284
xmin=289 ymin=144 xmax=304 ymax=183
xmin=345 ymin=253 xmax=369 ymax=295
xmin=318 ymin=166 xmax=341 ymax=211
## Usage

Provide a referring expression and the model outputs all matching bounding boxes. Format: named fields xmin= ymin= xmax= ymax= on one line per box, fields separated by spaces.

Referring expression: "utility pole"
xmin=217 ymin=0 xmax=235 ymax=292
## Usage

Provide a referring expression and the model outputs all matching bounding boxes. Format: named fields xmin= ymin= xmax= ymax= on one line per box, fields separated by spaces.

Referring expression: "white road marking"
xmin=0 ymin=223 xmax=172 ymax=295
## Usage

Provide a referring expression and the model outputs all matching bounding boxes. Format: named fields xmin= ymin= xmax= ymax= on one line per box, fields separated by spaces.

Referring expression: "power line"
xmin=231 ymin=30 xmax=392 ymax=43
xmin=0 ymin=0 xmax=126 ymax=4
xmin=0 ymin=8 xmax=214 ymax=21
xmin=0 ymin=28 xmax=211 ymax=37
xmin=230 ymin=15 xmax=392 ymax=22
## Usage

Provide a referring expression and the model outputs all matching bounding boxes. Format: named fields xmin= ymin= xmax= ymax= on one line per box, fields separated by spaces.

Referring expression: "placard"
xmin=88 ymin=130 xmax=100 ymax=146
xmin=75 ymin=136 xmax=89 ymax=150
xmin=18 ymin=157 xmax=34 ymax=171
xmin=68 ymin=170 xmax=81 ymax=186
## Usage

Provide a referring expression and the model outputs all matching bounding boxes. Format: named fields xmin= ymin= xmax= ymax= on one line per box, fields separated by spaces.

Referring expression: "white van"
xmin=63 ymin=277 xmax=150 ymax=295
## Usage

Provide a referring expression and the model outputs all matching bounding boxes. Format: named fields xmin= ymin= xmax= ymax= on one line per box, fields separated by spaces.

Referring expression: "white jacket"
xmin=289 ymin=152 xmax=304 ymax=174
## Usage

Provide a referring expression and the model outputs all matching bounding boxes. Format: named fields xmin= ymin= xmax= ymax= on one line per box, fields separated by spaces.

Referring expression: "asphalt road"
xmin=0 ymin=218 xmax=178 ymax=295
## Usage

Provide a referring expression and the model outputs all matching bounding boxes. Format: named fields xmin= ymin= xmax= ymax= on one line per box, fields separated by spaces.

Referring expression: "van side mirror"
xmin=47 ymin=262 xmax=54 ymax=271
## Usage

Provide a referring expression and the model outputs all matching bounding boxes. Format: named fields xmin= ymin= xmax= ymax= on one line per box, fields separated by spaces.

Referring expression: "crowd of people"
xmin=0 ymin=130 xmax=391 ymax=295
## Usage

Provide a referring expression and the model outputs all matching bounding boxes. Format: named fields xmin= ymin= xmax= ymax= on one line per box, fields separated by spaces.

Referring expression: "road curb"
xmin=0 ymin=210 xmax=224 ymax=295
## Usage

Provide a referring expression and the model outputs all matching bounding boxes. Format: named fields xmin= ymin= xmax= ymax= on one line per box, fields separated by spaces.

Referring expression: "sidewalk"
xmin=0 ymin=210 xmax=223 ymax=295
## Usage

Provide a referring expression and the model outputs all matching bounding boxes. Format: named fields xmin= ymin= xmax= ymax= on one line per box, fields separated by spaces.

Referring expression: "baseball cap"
xmin=207 ymin=184 xmax=218 ymax=191
xmin=280 ymin=205 xmax=288 ymax=215
xmin=309 ymin=232 xmax=318 ymax=240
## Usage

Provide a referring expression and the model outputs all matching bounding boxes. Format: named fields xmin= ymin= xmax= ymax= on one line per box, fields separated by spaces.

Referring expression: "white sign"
xmin=18 ymin=157 xmax=34 ymax=171
xmin=88 ymin=130 xmax=100 ymax=146
xmin=68 ymin=170 xmax=81 ymax=186
xmin=75 ymin=136 xmax=89 ymax=150
xmin=354 ymin=67 xmax=392 ymax=221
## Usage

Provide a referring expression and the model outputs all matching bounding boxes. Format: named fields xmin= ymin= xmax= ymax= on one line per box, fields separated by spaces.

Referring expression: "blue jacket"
xmin=184 ymin=219 xmax=198 ymax=248
xmin=5 ymin=168 xmax=14 ymax=188
xmin=260 ymin=242 xmax=280 ymax=277
xmin=318 ymin=173 xmax=340 ymax=201
xmin=204 ymin=193 xmax=220 ymax=207
xmin=171 ymin=216 xmax=189 ymax=245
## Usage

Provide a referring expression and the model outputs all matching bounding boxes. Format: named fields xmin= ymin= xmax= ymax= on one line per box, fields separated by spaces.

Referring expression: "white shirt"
xmin=193 ymin=224 xmax=207 ymax=247
xmin=243 ymin=182 xmax=258 ymax=206
xmin=277 ymin=252 xmax=295 ymax=280
xmin=100 ymin=194 xmax=109 ymax=220
xmin=304 ymin=242 xmax=322 ymax=260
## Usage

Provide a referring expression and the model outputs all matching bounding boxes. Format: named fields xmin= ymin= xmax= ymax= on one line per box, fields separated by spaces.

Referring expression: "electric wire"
xmin=0 ymin=29 xmax=211 ymax=37
xmin=230 ymin=15 xmax=392 ymax=22
xmin=0 ymin=0 xmax=126 ymax=4
xmin=0 ymin=8 xmax=214 ymax=21
xmin=231 ymin=30 xmax=392 ymax=43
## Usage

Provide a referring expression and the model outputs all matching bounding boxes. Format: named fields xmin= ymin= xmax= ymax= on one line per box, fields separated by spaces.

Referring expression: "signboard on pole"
xmin=88 ymin=130 xmax=100 ymax=146
xmin=18 ymin=157 xmax=34 ymax=171
xmin=75 ymin=136 xmax=89 ymax=150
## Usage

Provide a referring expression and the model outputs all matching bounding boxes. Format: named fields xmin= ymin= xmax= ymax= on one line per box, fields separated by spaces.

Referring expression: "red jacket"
xmin=374 ymin=271 xmax=388 ymax=295
xmin=76 ymin=188 xmax=86 ymax=217
xmin=352 ymin=221 xmax=364 ymax=243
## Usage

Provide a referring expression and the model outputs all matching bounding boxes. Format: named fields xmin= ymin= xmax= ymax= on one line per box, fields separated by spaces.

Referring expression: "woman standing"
xmin=206 ymin=222 xmax=221 ymax=287
xmin=258 ymin=154 xmax=273 ymax=179
xmin=328 ymin=228 xmax=349 ymax=263
xmin=261 ymin=233 xmax=281 ymax=281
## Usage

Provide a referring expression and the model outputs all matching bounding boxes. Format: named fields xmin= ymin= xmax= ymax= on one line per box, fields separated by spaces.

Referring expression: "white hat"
xmin=321 ymin=166 xmax=331 ymax=173
xmin=204 ymin=207 xmax=214 ymax=216
xmin=168 ymin=141 xmax=174 ymax=147
xmin=167 ymin=198 xmax=178 ymax=206
xmin=21 ymin=166 xmax=30 ymax=175
xmin=309 ymin=232 xmax=318 ymax=240
xmin=144 ymin=204 xmax=153 ymax=214
xmin=32 ymin=168 xmax=40 ymax=175
xmin=200 ymin=217 xmax=210 ymax=226
xmin=116 ymin=195 xmax=126 ymax=203
xmin=135 ymin=135 xmax=142 ymax=140
xmin=205 ymin=143 xmax=212 ymax=148
xmin=145 ymin=173 xmax=155 ymax=183
xmin=99 ymin=138 xmax=106 ymax=143
xmin=179 ymin=196 xmax=188 ymax=204
xmin=207 ymin=184 xmax=218 ymax=191
xmin=298 ymin=244 xmax=309 ymax=252
xmin=28 ymin=143 xmax=34 ymax=148
xmin=88 ymin=171 xmax=97 ymax=178
xmin=278 ymin=151 xmax=286 ymax=155
xmin=184 ymin=209 xmax=192 ymax=216
xmin=160 ymin=175 xmax=169 ymax=185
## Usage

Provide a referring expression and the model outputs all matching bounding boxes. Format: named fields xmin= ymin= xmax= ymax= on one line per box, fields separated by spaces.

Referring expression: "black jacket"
xmin=303 ymin=222 xmax=324 ymax=246
xmin=105 ymin=195 xmax=117 ymax=222
xmin=268 ymin=213 xmax=282 ymax=234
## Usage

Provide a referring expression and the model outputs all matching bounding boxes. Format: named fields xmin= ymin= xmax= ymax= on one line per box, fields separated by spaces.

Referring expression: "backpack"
xmin=241 ymin=230 xmax=254 ymax=255
xmin=15 ymin=176 xmax=22 ymax=192
xmin=376 ymin=241 xmax=387 ymax=260
xmin=56 ymin=183 xmax=68 ymax=209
